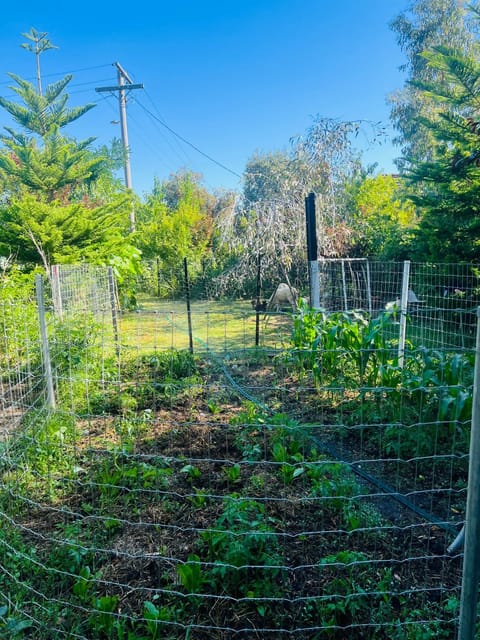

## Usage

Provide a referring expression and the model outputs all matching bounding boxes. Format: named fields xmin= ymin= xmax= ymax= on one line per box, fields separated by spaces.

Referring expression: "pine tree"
xmin=407 ymin=45 xmax=480 ymax=259
xmin=0 ymin=31 xmax=138 ymax=277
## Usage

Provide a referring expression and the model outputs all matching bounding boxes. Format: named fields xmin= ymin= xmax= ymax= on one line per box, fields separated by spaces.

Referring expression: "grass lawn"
xmin=117 ymin=296 xmax=294 ymax=353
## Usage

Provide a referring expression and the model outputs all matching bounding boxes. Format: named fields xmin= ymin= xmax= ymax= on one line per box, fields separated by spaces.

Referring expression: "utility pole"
xmin=96 ymin=63 xmax=143 ymax=232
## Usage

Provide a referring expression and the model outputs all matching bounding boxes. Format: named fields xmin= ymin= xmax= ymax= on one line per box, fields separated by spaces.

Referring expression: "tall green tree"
xmin=389 ymin=0 xmax=476 ymax=167
xmin=0 ymin=195 xmax=136 ymax=272
xmin=406 ymin=43 xmax=480 ymax=260
xmin=136 ymin=171 xmax=216 ymax=294
xmin=0 ymin=73 xmax=101 ymax=201
xmin=350 ymin=174 xmax=416 ymax=259
xmin=0 ymin=32 xmax=137 ymax=277
xmin=20 ymin=27 xmax=57 ymax=96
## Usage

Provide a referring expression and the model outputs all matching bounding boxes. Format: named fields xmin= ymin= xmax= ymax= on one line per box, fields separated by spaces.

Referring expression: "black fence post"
xmin=305 ymin=192 xmax=320 ymax=307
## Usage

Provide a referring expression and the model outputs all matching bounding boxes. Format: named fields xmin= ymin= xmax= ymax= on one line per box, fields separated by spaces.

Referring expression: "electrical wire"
xmin=133 ymin=97 xmax=242 ymax=180
xmin=0 ymin=63 xmax=113 ymax=86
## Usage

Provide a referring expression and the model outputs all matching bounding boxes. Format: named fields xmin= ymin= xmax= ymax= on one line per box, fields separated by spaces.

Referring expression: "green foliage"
xmin=88 ymin=350 xmax=198 ymax=415
xmin=0 ymin=73 xmax=95 ymax=138
xmin=0 ymin=606 xmax=32 ymax=638
xmin=230 ymin=402 xmax=269 ymax=460
xmin=202 ymin=495 xmax=282 ymax=597
xmin=90 ymin=594 xmax=119 ymax=637
xmin=13 ymin=409 xmax=78 ymax=477
xmin=136 ymin=171 xmax=213 ymax=296
xmin=0 ymin=266 xmax=38 ymax=370
xmin=402 ymin=40 xmax=480 ymax=260
xmin=383 ymin=347 xmax=473 ymax=457
xmin=177 ymin=555 xmax=206 ymax=594
xmin=351 ymin=174 xmax=416 ymax=259
xmin=142 ymin=601 xmax=176 ymax=640
xmin=290 ymin=306 xmax=400 ymax=387
xmin=223 ymin=462 xmax=242 ymax=484
xmin=0 ymin=195 xmax=139 ymax=274
xmin=0 ymin=48 xmax=138 ymax=276
xmin=389 ymin=0 xmax=476 ymax=166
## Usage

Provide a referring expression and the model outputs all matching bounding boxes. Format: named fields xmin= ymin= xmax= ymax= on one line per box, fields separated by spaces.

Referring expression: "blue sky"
xmin=0 ymin=0 xmax=409 ymax=197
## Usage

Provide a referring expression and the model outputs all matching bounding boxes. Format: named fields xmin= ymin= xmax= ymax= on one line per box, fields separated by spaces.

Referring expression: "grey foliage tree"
xmin=389 ymin=0 xmax=477 ymax=168
xmin=216 ymin=117 xmax=367 ymax=294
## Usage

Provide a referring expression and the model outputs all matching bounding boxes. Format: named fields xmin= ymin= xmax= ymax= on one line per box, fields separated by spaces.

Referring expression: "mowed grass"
xmin=117 ymin=296 xmax=294 ymax=353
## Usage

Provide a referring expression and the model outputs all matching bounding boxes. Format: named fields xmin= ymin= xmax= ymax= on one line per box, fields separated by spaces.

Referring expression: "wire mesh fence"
xmin=51 ymin=264 xmax=114 ymax=320
xmin=0 ymin=261 xmax=479 ymax=639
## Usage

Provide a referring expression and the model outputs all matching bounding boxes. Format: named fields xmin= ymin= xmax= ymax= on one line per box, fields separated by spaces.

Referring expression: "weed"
xmin=223 ymin=462 xmax=241 ymax=484
xmin=202 ymin=495 xmax=283 ymax=597
xmin=177 ymin=555 xmax=206 ymax=594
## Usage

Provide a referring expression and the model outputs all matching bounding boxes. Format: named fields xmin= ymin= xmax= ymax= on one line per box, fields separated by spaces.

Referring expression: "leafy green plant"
xmin=202 ymin=495 xmax=283 ymax=597
xmin=177 ymin=555 xmax=206 ymax=594
xmin=0 ymin=605 xmax=32 ymax=638
xmin=187 ymin=488 xmax=209 ymax=508
xmin=90 ymin=594 xmax=119 ymax=637
xmin=180 ymin=464 xmax=202 ymax=483
xmin=383 ymin=347 xmax=473 ymax=457
xmin=12 ymin=409 xmax=78 ymax=478
xmin=289 ymin=306 xmax=399 ymax=387
xmin=316 ymin=550 xmax=371 ymax=629
xmin=142 ymin=601 xmax=175 ymax=640
xmin=223 ymin=462 xmax=241 ymax=484
xmin=72 ymin=565 xmax=96 ymax=602
xmin=230 ymin=402 xmax=269 ymax=460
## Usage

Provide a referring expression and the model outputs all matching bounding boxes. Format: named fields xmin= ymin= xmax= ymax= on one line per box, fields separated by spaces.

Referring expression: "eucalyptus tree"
xmin=217 ymin=117 xmax=365 ymax=293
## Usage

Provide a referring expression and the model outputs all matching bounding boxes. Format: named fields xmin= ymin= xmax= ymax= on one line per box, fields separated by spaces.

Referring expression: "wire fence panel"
xmin=0 ymin=263 xmax=479 ymax=639
xmin=51 ymin=264 xmax=113 ymax=320
xmin=0 ymin=290 xmax=46 ymax=440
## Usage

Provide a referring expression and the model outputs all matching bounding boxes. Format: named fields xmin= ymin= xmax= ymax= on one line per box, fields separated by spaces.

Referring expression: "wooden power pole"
xmin=96 ymin=62 xmax=143 ymax=232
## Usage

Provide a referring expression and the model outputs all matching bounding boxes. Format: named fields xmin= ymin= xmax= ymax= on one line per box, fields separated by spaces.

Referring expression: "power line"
xmin=0 ymin=63 xmax=113 ymax=86
xmin=142 ymin=88 xmax=194 ymax=168
xmin=133 ymin=97 xmax=242 ymax=180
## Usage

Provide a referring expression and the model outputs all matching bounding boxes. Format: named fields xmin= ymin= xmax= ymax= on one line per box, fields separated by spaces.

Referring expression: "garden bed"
xmin=0 ymin=351 xmax=466 ymax=639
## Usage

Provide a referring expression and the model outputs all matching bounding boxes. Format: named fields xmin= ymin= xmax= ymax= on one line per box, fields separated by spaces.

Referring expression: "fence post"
xmin=305 ymin=192 xmax=320 ymax=308
xmin=255 ymin=253 xmax=262 ymax=348
xmin=341 ymin=259 xmax=348 ymax=311
xmin=365 ymin=260 xmax=373 ymax=316
xmin=50 ymin=265 xmax=63 ymax=319
xmin=398 ymin=260 xmax=410 ymax=368
xmin=458 ymin=306 xmax=480 ymax=640
xmin=183 ymin=258 xmax=194 ymax=354
xmin=35 ymin=274 xmax=56 ymax=409
xmin=156 ymin=256 xmax=161 ymax=298
xmin=107 ymin=267 xmax=120 ymax=354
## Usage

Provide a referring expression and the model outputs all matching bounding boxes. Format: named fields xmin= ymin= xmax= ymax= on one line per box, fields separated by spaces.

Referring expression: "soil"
xmin=5 ymin=355 xmax=466 ymax=639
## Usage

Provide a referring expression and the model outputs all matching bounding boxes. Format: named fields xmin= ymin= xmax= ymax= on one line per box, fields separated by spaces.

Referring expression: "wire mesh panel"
xmin=0 ymin=286 xmax=45 ymax=440
xmin=0 ymin=263 xmax=478 ymax=638
xmin=319 ymin=259 xmax=405 ymax=312
xmin=409 ymin=262 xmax=479 ymax=350
xmin=51 ymin=264 xmax=113 ymax=320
